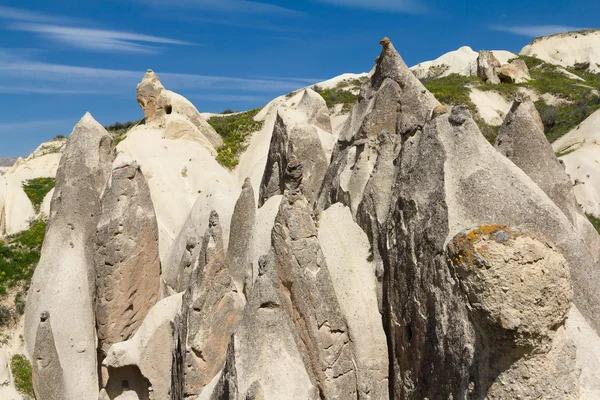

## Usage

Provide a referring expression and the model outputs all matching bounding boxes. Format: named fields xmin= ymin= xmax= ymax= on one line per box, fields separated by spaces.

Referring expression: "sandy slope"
xmin=521 ymin=30 xmax=600 ymax=73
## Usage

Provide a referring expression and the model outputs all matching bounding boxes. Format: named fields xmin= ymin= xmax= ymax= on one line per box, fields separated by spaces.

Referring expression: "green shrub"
xmin=314 ymin=86 xmax=358 ymax=112
xmin=208 ymin=108 xmax=265 ymax=169
xmin=424 ymin=74 xmax=477 ymax=106
xmin=587 ymin=214 xmax=600 ymax=234
xmin=104 ymin=118 xmax=145 ymax=146
xmin=0 ymin=219 xmax=46 ymax=297
xmin=11 ymin=354 xmax=33 ymax=396
xmin=22 ymin=178 xmax=55 ymax=213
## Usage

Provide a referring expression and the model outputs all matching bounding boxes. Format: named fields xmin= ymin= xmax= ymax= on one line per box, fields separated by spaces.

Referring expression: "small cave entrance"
xmin=105 ymin=365 xmax=151 ymax=400
xmin=164 ymin=104 xmax=173 ymax=115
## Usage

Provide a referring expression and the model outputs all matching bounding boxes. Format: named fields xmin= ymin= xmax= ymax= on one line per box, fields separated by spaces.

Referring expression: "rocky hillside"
xmin=1 ymin=33 xmax=600 ymax=400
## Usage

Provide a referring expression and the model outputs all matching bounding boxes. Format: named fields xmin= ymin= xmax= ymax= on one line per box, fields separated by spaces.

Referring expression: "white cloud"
xmin=0 ymin=119 xmax=75 ymax=135
xmin=490 ymin=25 xmax=590 ymax=37
xmin=0 ymin=6 xmax=191 ymax=53
xmin=0 ymin=50 xmax=320 ymax=95
xmin=314 ymin=0 xmax=427 ymax=13
xmin=142 ymin=0 xmax=303 ymax=16
xmin=9 ymin=23 xmax=193 ymax=54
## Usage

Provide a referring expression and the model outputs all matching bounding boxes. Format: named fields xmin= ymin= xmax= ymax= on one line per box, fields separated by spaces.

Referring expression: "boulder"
xmin=498 ymin=58 xmax=531 ymax=83
xmin=477 ymin=50 xmax=502 ymax=84
xmin=136 ymin=70 xmax=223 ymax=149
xmin=95 ymin=154 xmax=161 ymax=358
xmin=103 ymin=293 xmax=183 ymax=400
xmin=24 ymin=113 xmax=115 ymax=400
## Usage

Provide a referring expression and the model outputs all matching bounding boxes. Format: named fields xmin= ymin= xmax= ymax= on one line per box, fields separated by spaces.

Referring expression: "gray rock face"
xmin=227 ymin=178 xmax=256 ymax=294
xmin=32 ymin=312 xmax=66 ymax=400
xmin=270 ymin=163 xmax=358 ymax=399
xmin=496 ymin=96 xmax=578 ymax=222
xmin=181 ymin=211 xmax=245 ymax=398
xmin=258 ymin=110 xmax=328 ymax=207
xmin=25 ymin=113 xmax=115 ymax=400
xmin=384 ymin=102 xmax=599 ymax=398
xmin=477 ymin=50 xmax=501 ymax=84
xmin=95 ymin=156 xmax=161 ymax=358
xmin=317 ymin=38 xmax=438 ymax=217
xmin=211 ymin=253 xmax=318 ymax=399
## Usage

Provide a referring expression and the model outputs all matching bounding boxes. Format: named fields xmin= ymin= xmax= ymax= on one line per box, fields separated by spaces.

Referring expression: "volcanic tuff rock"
xmin=179 ymin=210 xmax=245 ymax=398
xmin=24 ymin=113 xmax=116 ymax=400
xmin=258 ymin=90 xmax=330 ymax=207
xmin=477 ymin=50 xmax=502 ymax=84
xmin=32 ymin=311 xmax=66 ymax=400
xmin=95 ymin=154 xmax=161 ymax=358
xmin=136 ymin=70 xmax=223 ymax=149
xmin=103 ymin=293 xmax=183 ymax=400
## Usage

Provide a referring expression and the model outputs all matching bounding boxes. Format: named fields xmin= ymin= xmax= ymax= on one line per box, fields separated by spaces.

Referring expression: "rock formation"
xmin=136 ymin=70 xmax=223 ymax=149
xmin=179 ymin=210 xmax=245 ymax=398
xmin=258 ymin=100 xmax=329 ymax=207
xmin=32 ymin=311 xmax=66 ymax=400
xmin=103 ymin=294 xmax=183 ymax=400
xmin=95 ymin=154 xmax=161 ymax=358
xmin=24 ymin=113 xmax=115 ymax=400
xmin=226 ymin=178 xmax=256 ymax=294
xmin=477 ymin=50 xmax=502 ymax=84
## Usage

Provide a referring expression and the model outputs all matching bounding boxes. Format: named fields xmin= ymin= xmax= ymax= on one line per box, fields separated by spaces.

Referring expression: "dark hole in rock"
xmin=105 ymin=365 xmax=151 ymax=400
xmin=165 ymin=105 xmax=173 ymax=115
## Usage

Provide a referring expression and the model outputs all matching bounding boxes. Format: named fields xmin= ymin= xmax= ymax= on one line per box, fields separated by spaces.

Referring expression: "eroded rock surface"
xmin=95 ymin=155 xmax=161 ymax=358
xmin=25 ymin=113 xmax=115 ymax=400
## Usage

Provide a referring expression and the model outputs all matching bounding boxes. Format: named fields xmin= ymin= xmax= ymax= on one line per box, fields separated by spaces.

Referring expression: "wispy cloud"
xmin=141 ymin=0 xmax=303 ymax=16
xmin=0 ymin=50 xmax=320 ymax=96
xmin=313 ymin=0 xmax=427 ymax=13
xmin=490 ymin=25 xmax=590 ymax=37
xmin=9 ymin=23 xmax=193 ymax=54
xmin=0 ymin=6 xmax=191 ymax=53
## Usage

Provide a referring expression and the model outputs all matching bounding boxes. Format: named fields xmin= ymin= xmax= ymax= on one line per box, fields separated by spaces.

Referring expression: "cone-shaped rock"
xmin=180 ymin=211 xmax=245 ymax=398
xmin=25 ymin=113 xmax=116 ymax=400
xmin=258 ymin=107 xmax=328 ymax=207
xmin=32 ymin=311 xmax=66 ymax=400
xmin=317 ymin=38 xmax=439 ymax=216
xmin=384 ymin=102 xmax=598 ymax=398
xmin=95 ymin=154 xmax=161 ymax=358
xmin=270 ymin=162 xmax=358 ymax=399
xmin=211 ymin=253 xmax=319 ymax=399
xmin=227 ymin=177 xmax=256 ymax=294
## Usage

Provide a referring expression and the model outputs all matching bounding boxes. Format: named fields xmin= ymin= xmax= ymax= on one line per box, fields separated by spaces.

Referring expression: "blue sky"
xmin=0 ymin=0 xmax=598 ymax=156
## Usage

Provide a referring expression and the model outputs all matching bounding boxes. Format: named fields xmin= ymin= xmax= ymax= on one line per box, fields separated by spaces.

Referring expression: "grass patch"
xmin=424 ymin=74 xmax=477 ymax=106
xmin=314 ymin=85 xmax=359 ymax=112
xmin=587 ymin=214 xmax=600 ymax=234
xmin=208 ymin=108 xmax=265 ymax=169
xmin=11 ymin=354 xmax=33 ymax=396
xmin=22 ymin=178 xmax=55 ymax=213
xmin=104 ymin=119 xmax=144 ymax=146
xmin=0 ymin=219 xmax=46 ymax=297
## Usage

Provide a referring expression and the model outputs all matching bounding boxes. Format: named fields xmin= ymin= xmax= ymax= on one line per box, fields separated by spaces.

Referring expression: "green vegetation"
xmin=0 ymin=219 xmax=46 ymax=298
xmin=313 ymin=77 xmax=368 ymax=112
xmin=104 ymin=119 xmax=145 ymax=146
xmin=422 ymin=55 xmax=600 ymax=143
xmin=11 ymin=354 xmax=33 ymax=396
xmin=208 ymin=108 xmax=265 ymax=169
xmin=22 ymin=177 xmax=55 ymax=213
xmin=587 ymin=214 xmax=600 ymax=234
xmin=424 ymin=74 xmax=476 ymax=106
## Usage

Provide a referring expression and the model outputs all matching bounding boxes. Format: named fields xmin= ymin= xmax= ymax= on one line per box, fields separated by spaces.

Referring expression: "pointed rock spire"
xmin=32 ymin=311 xmax=66 ymax=400
xmin=95 ymin=155 xmax=161 ymax=359
xmin=25 ymin=112 xmax=116 ymax=400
